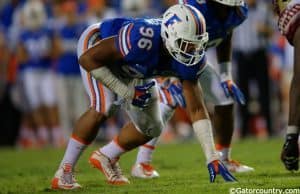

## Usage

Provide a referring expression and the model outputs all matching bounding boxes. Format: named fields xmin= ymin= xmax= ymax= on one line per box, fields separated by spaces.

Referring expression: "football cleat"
xmin=51 ymin=163 xmax=82 ymax=190
xmin=89 ymin=150 xmax=130 ymax=185
xmin=207 ymin=160 xmax=237 ymax=183
xmin=281 ymin=134 xmax=299 ymax=171
xmin=131 ymin=163 xmax=160 ymax=179
xmin=222 ymin=159 xmax=254 ymax=173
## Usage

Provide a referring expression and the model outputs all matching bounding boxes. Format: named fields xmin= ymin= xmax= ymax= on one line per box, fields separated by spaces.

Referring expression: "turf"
xmin=0 ymin=138 xmax=299 ymax=194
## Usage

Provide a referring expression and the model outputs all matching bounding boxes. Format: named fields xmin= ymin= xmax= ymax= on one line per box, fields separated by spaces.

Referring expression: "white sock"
xmin=100 ymin=138 xmax=126 ymax=160
xmin=287 ymin=126 xmax=299 ymax=135
xmin=37 ymin=127 xmax=48 ymax=141
xmin=59 ymin=136 xmax=87 ymax=168
xmin=19 ymin=127 xmax=35 ymax=140
xmin=159 ymin=103 xmax=175 ymax=125
xmin=136 ymin=138 xmax=158 ymax=164
xmin=192 ymin=119 xmax=219 ymax=163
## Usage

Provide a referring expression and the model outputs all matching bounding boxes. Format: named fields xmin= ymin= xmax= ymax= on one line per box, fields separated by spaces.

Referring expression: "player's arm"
xmin=216 ymin=32 xmax=232 ymax=80
xmin=79 ymin=36 xmax=154 ymax=106
xmin=182 ymin=80 xmax=217 ymax=160
xmin=79 ymin=37 xmax=122 ymax=71
xmin=182 ymin=79 xmax=236 ymax=182
xmin=182 ymin=80 xmax=208 ymax=121
xmin=216 ymin=33 xmax=245 ymax=105
xmin=79 ymin=37 xmax=137 ymax=99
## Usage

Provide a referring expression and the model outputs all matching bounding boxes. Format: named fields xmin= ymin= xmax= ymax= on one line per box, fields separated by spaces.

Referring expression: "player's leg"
xmin=132 ymin=80 xmax=177 ymax=178
xmin=55 ymin=74 xmax=71 ymax=138
xmin=51 ymin=23 xmax=114 ymax=190
xmin=23 ymin=69 xmax=50 ymax=147
xmin=281 ymin=25 xmax=300 ymax=171
xmin=91 ymin=80 xmax=164 ymax=184
xmin=199 ymin=64 xmax=254 ymax=172
xmin=41 ymin=70 xmax=65 ymax=147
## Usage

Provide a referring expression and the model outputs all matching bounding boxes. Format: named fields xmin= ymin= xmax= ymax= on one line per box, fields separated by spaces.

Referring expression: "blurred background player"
xmin=273 ymin=0 xmax=300 ymax=171
xmin=53 ymin=1 xmax=88 ymax=137
xmin=51 ymin=4 xmax=236 ymax=190
xmin=16 ymin=0 xmax=63 ymax=147
xmin=131 ymin=0 xmax=254 ymax=178
xmin=233 ymin=0 xmax=274 ymax=138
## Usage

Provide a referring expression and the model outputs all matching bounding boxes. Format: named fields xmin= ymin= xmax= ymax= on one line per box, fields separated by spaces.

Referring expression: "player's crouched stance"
xmin=51 ymin=4 xmax=236 ymax=190
xmin=274 ymin=0 xmax=300 ymax=171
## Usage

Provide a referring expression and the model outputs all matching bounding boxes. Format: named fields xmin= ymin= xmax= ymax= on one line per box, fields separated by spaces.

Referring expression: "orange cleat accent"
xmin=89 ymin=151 xmax=129 ymax=185
xmin=131 ymin=163 xmax=160 ymax=179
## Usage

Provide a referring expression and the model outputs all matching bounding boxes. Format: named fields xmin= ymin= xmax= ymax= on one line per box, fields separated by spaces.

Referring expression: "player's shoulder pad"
xmin=115 ymin=19 xmax=161 ymax=62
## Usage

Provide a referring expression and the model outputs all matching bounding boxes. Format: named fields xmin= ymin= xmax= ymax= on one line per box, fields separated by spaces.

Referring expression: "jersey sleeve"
xmin=115 ymin=22 xmax=158 ymax=63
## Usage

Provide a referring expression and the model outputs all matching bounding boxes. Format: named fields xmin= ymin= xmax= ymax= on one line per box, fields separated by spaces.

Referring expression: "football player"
xmin=131 ymin=0 xmax=254 ymax=178
xmin=273 ymin=0 xmax=300 ymax=171
xmin=51 ymin=4 xmax=236 ymax=190
xmin=17 ymin=0 xmax=63 ymax=147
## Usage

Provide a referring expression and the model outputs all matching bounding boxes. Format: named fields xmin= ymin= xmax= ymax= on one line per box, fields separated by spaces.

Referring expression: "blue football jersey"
xmin=19 ymin=27 xmax=53 ymax=69
xmin=99 ymin=18 xmax=206 ymax=80
xmin=56 ymin=23 xmax=86 ymax=75
xmin=178 ymin=0 xmax=248 ymax=48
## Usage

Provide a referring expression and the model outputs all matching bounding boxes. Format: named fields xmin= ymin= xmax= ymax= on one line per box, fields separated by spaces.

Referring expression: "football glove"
xmin=207 ymin=160 xmax=237 ymax=183
xmin=159 ymin=81 xmax=186 ymax=108
xmin=221 ymin=80 xmax=245 ymax=105
xmin=281 ymin=134 xmax=299 ymax=171
xmin=132 ymin=81 xmax=155 ymax=108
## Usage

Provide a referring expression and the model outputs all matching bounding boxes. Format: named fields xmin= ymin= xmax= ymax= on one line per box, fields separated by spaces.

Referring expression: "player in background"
xmin=16 ymin=0 xmax=63 ymax=147
xmin=131 ymin=0 xmax=254 ymax=178
xmin=53 ymin=1 xmax=88 ymax=137
xmin=273 ymin=0 xmax=300 ymax=171
xmin=51 ymin=4 xmax=236 ymax=190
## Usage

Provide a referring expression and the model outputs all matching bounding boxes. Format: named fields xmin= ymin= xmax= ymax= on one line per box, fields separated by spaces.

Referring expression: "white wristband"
xmin=219 ymin=61 xmax=232 ymax=81
xmin=192 ymin=119 xmax=219 ymax=163
xmin=91 ymin=67 xmax=134 ymax=99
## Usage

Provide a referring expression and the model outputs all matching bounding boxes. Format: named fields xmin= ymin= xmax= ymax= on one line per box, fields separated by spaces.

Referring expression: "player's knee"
xmin=88 ymin=107 xmax=107 ymax=123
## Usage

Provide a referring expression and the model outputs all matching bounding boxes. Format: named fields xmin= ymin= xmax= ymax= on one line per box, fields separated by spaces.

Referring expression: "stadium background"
xmin=0 ymin=0 xmax=291 ymax=146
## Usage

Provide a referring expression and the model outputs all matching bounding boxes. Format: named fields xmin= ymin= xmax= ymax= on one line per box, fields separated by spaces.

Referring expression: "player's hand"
xmin=281 ymin=134 xmax=299 ymax=171
xmin=207 ymin=160 xmax=237 ymax=183
xmin=159 ymin=81 xmax=186 ymax=108
xmin=221 ymin=80 xmax=245 ymax=105
xmin=132 ymin=81 xmax=155 ymax=108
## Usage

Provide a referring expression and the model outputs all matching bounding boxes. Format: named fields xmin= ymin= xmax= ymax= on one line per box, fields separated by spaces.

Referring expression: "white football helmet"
xmin=23 ymin=0 xmax=46 ymax=30
xmin=210 ymin=0 xmax=244 ymax=6
xmin=161 ymin=4 xmax=208 ymax=66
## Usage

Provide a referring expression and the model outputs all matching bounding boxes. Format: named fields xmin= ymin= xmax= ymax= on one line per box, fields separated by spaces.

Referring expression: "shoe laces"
xmin=102 ymin=156 xmax=120 ymax=180
xmin=61 ymin=164 xmax=75 ymax=184
xmin=113 ymin=162 xmax=124 ymax=177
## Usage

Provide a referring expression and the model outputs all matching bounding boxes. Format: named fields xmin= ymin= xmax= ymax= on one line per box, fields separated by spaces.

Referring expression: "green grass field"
xmin=0 ymin=138 xmax=299 ymax=194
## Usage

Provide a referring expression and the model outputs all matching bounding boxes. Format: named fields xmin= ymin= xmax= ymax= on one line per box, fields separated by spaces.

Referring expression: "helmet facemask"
xmin=166 ymin=33 xmax=208 ymax=66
